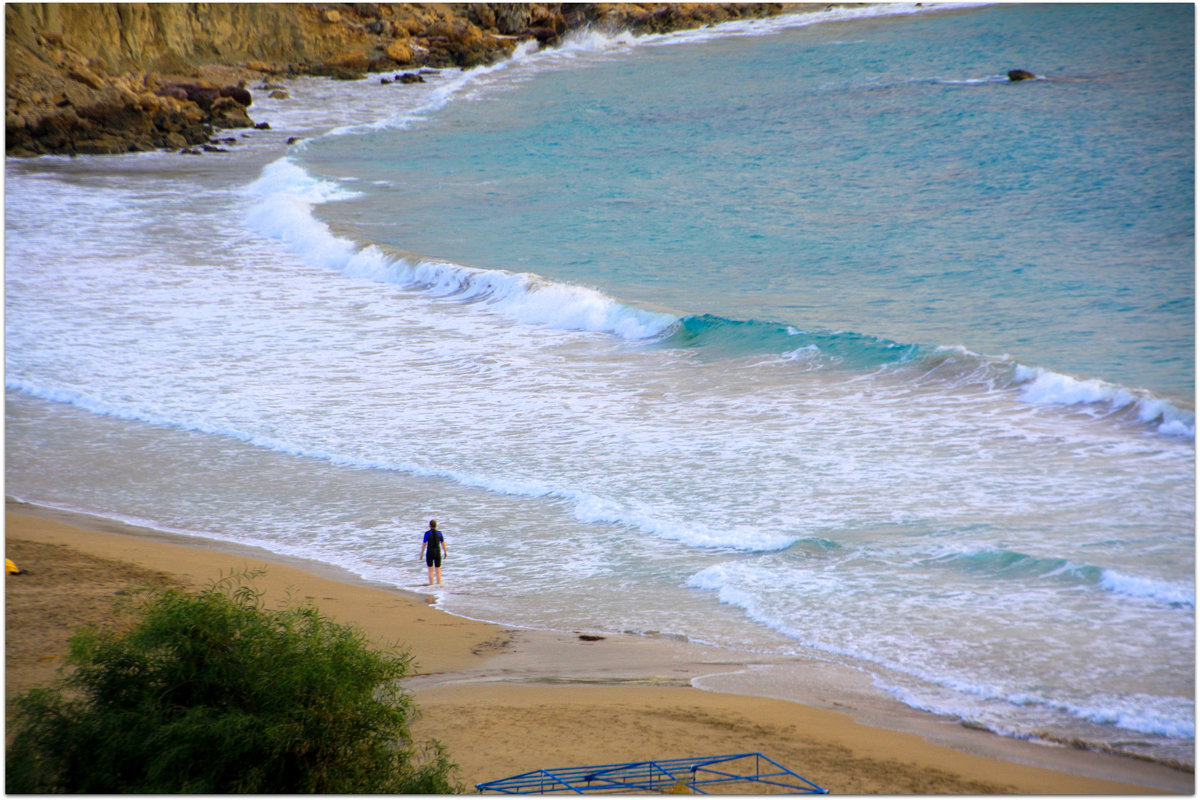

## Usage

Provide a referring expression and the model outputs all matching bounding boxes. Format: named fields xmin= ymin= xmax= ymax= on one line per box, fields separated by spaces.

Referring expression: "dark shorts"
xmin=426 ymin=550 xmax=442 ymax=568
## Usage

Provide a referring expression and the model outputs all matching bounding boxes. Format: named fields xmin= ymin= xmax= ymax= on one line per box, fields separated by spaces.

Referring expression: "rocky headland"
xmin=6 ymin=3 xmax=791 ymax=157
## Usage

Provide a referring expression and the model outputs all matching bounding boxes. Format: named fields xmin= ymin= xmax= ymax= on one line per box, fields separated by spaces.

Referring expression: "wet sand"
xmin=5 ymin=503 xmax=1190 ymax=794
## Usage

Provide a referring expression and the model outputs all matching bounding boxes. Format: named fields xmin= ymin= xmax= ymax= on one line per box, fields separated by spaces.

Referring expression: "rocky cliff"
xmin=6 ymin=3 xmax=787 ymax=157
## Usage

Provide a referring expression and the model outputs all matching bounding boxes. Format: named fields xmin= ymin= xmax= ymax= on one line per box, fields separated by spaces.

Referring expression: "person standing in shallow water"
xmin=421 ymin=520 xmax=447 ymax=585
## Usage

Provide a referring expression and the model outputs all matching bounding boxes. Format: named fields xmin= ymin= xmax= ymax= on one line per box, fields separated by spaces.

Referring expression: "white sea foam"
xmin=1100 ymin=569 xmax=1195 ymax=607
xmin=311 ymin=3 xmax=940 ymax=141
xmin=317 ymin=40 xmax=543 ymax=138
xmin=1013 ymin=364 xmax=1194 ymax=438
xmin=880 ymin=681 xmax=1196 ymax=741
xmin=1063 ymin=694 xmax=1197 ymax=740
xmin=267 ymin=6 xmax=957 ymax=143
xmin=688 ymin=556 xmax=1195 ymax=742
xmin=590 ymin=2 xmax=983 ymax=48
xmin=244 ymin=158 xmax=677 ymax=341
xmin=245 ymin=158 xmax=1194 ymax=449
xmin=907 ymin=344 xmax=1197 ymax=440
xmin=7 ymin=371 xmax=803 ymax=557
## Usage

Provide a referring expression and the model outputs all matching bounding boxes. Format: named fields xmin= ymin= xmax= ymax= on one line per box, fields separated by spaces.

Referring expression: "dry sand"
xmin=5 ymin=503 xmax=1191 ymax=794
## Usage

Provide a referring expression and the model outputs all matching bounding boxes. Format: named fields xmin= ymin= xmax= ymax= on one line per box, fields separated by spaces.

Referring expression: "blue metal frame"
xmin=476 ymin=752 xmax=828 ymax=794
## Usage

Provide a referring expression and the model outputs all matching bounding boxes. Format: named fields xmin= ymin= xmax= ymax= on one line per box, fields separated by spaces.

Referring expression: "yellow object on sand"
xmin=6 ymin=558 xmax=21 ymax=574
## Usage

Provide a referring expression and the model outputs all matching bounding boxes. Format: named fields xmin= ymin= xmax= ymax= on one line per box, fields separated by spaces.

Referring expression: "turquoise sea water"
xmin=307 ymin=2 xmax=1193 ymax=399
xmin=6 ymin=3 xmax=1194 ymax=769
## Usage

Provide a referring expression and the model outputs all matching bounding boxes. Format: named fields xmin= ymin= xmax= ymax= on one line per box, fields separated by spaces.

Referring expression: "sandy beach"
xmin=4 ymin=502 xmax=1189 ymax=794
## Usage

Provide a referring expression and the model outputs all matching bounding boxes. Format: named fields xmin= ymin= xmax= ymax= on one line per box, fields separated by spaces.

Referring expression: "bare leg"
xmin=434 ymin=566 xmax=443 ymax=585
xmin=427 ymin=565 xmax=435 ymax=585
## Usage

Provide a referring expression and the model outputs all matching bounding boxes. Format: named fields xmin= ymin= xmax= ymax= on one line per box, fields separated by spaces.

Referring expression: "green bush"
xmin=6 ymin=572 xmax=461 ymax=793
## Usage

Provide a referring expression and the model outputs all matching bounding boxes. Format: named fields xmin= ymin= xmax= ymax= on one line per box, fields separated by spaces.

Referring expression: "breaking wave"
xmin=242 ymin=156 xmax=1194 ymax=441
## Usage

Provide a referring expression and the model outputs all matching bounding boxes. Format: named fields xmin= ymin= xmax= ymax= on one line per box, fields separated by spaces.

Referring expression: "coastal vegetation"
xmin=5 ymin=572 xmax=457 ymax=793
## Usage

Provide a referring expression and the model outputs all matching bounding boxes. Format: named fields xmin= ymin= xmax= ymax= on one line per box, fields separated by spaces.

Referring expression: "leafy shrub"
xmin=6 ymin=572 xmax=460 ymax=793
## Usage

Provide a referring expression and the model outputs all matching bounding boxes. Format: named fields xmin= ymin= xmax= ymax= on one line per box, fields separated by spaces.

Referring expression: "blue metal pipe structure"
xmin=475 ymin=752 xmax=829 ymax=794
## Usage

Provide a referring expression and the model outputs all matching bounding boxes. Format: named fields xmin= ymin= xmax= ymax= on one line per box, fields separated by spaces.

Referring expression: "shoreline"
xmin=5 ymin=500 xmax=1190 ymax=794
xmin=6 ymin=3 xmax=790 ymax=158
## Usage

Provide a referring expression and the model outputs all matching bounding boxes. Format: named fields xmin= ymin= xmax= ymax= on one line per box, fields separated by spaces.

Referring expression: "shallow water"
xmin=6 ymin=3 xmax=1194 ymax=766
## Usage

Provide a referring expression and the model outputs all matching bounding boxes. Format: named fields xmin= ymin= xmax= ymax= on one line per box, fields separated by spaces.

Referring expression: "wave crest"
xmin=923 ymin=547 xmax=1194 ymax=608
xmin=244 ymin=159 xmax=675 ymax=340
xmin=1012 ymin=364 xmax=1194 ymax=438
xmin=244 ymin=156 xmax=1193 ymax=441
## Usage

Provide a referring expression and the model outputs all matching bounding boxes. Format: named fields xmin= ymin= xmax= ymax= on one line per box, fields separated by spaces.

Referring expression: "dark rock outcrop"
xmin=220 ymin=84 xmax=252 ymax=106
xmin=1007 ymin=69 xmax=1037 ymax=81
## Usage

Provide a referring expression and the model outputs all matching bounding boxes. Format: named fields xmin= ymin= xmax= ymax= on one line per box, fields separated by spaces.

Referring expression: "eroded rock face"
xmin=7 ymin=75 xmax=212 ymax=156
xmin=6 ymin=3 xmax=786 ymax=157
